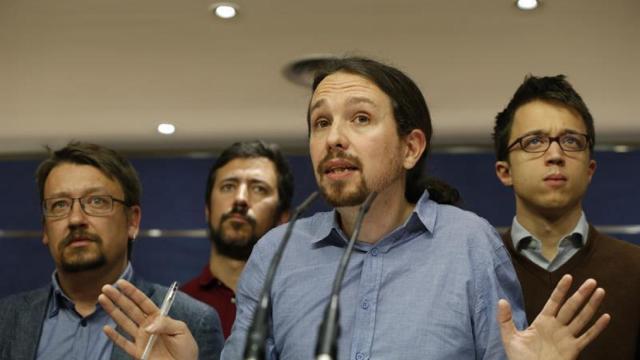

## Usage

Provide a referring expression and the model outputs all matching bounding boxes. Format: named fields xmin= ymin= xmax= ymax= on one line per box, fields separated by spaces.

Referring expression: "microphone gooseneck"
xmin=315 ymin=191 xmax=378 ymax=360
xmin=243 ymin=191 xmax=320 ymax=360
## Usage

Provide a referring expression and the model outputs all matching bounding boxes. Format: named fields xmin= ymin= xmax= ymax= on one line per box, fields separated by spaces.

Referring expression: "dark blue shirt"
xmin=36 ymin=263 xmax=133 ymax=360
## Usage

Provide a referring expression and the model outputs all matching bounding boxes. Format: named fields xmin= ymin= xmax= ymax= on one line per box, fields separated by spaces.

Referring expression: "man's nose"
xmin=326 ymin=121 xmax=349 ymax=151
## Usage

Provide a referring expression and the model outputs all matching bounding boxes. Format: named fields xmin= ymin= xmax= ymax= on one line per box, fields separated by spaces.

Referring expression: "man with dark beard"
xmin=181 ymin=140 xmax=294 ymax=338
xmin=0 ymin=142 xmax=224 ymax=360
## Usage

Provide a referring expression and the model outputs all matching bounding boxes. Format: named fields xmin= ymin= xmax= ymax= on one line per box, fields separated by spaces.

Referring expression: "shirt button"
xmin=361 ymin=299 xmax=369 ymax=310
xmin=370 ymin=248 xmax=379 ymax=256
xmin=80 ymin=319 xmax=87 ymax=327
xmin=356 ymin=352 xmax=365 ymax=360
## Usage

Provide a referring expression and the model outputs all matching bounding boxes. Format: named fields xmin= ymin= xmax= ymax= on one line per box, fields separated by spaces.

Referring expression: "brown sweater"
xmin=502 ymin=225 xmax=640 ymax=360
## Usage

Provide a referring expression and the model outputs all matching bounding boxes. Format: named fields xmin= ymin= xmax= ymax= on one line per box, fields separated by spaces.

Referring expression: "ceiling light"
xmin=283 ymin=55 xmax=338 ymax=87
xmin=211 ymin=3 xmax=238 ymax=19
xmin=157 ymin=123 xmax=176 ymax=135
xmin=516 ymin=0 xmax=538 ymax=10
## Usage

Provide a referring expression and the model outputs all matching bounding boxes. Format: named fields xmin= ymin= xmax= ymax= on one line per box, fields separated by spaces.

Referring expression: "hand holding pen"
xmin=99 ymin=279 xmax=199 ymax=360
xmin=141 ymin=281 xmax=179 ymax=360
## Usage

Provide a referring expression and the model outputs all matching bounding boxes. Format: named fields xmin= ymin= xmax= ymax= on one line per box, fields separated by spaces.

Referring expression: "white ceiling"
xmin=1 ymin=0 xmax=638 ymax=155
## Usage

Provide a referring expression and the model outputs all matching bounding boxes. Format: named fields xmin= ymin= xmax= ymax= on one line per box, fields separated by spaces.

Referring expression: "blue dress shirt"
xmin=222 ymin=191 xmax=527 ymax=360
xmin=511 ymin=212 xmax=589 ymax=271
xmin=36 ymin=263 xmax=134 ymax=360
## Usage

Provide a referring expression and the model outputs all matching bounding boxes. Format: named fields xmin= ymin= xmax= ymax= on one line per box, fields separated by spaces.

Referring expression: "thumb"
xmin=497 ymin=299 xmax=517 ymax=341
xmin=145 ymin=315 xmax=188 ymax=336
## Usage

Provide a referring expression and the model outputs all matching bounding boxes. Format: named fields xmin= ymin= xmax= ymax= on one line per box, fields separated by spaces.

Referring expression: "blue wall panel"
xmin=1 ymin=150 xmax=638 ymax=297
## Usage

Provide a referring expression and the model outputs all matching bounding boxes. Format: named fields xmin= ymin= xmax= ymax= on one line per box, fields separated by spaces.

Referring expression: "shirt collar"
xmin=49 ymin=262 xmax=134 ymax=317
xmin=511 ymin=212 xmax=589 ymax=250
xmin=195 ymin=265 xmax=230 ymax=290
xmin=310 ymin=190 xmax=434 ymax=245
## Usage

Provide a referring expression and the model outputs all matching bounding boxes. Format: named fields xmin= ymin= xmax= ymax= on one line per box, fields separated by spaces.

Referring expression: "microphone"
xmin=315 ymin=191 xmax=378 ymax=360
xmin=243 ymin=191 xmax=320 ymax=360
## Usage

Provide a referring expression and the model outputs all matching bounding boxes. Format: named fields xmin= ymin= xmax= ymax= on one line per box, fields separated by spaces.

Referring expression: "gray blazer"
xmin=0 ymin=277 xmax=224 ymax=360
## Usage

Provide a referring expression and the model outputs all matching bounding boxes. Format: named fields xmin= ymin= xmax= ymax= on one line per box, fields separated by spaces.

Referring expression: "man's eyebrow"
xmin=309 ymin=96 xmax=378 ymax=114
xmin=346 ymin=96 xmax=377 ymax=108
xmin=45 ymin=187 xmax=108 ymax=198
xmin=518 ymin=128 xmax=585 ymax=137
xmin=309 ymin=98 xmax=327 ymax=114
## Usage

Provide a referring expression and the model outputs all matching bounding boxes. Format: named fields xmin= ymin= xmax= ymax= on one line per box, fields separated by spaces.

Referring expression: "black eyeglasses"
xmin=42 ymin=195 xmax=127 ymax=218
xmin=507 ymin=133 xmax=591 ymax=154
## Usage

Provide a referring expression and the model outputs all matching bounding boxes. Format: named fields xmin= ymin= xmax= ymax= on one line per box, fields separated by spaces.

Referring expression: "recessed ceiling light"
xmin=211 ymin=3 xmax=238 ymax=19
xmin=283 ymin=54 xmax=338 ymax=87
xmin=516 ymin=0 xmax=539 ymax=10
xmin=157 ymin=123 xmax=176 ymax=135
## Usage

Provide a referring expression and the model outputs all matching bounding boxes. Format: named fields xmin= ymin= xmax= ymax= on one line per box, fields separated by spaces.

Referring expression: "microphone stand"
xmin=315 ymin=192 xmax=378 ymax=360
xmin=243 ymin=191 xmax=320 ymax=360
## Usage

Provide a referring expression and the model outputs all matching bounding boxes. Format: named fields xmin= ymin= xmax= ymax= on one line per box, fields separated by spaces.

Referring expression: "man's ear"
xmin=403 ymin=129 xmax=427 ymax=170
xmin=277 ymin=209 xmax=291 ymax=225
xmin=205 ymin=206 xmax=210 ymax=223
xmin=127 ymin=205 xmax=142 ymax=240
xmin=587 ymin=159 xmax=597 ymax=183
xmin=495 ymin=161 xmax=513 ymax=187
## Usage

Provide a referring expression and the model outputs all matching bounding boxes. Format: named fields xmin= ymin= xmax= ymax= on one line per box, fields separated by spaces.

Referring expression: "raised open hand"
xmin=98 ymin=279 xmax=198 ymax=360
xmin=498 ymin=275 xmax=610 ymax=360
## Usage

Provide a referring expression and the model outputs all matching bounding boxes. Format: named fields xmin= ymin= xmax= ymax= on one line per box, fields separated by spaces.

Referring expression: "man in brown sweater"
xmin=493 ymin=74 xmax=640 ymax=359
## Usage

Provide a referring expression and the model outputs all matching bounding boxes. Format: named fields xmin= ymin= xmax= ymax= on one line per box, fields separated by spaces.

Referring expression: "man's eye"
xmin=252 ymin=185 xmax=268 ymax=194
xmin=353 ymin=114 xmax=370 ymax=124
xmin=523 ymin=135 xmax=545 ymax=147
xmin=51 ymin=200 xmax=70 ymax=209
xmin=313 ymin=118 xmax=330 ymax=129
xmin=88 ymin=196 xmax=106 ymax=205
xmin=220 ymin=184 xmax=235 ymax=192
xmin=562 ymin=135 xmax=579 ymax=145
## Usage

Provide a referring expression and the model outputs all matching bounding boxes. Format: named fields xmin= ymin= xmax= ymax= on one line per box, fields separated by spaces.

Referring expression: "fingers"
xmin=566 ymin=287 xmax=605 ymax=335
xmin=99 ymin=292 xmax=144 ymax=338
xmin=539 ymin=274 xmax=573 ymax=318
xmin=146 ymin=315 xmax=191 ymax=337
xmin=556 ymin=279 xmax=597 ymax=325
xmin=117 ymin=279 xmax=161 ymax=316
xmin=576 ymin=313 xmax=611 ymax=350
xmin=100 ymin=280 xmax=159 ymax=328
xmin=103 ymin=325 xmax=142 ymax=359
xmin=496 ymin=299 xmax=517 ymax=342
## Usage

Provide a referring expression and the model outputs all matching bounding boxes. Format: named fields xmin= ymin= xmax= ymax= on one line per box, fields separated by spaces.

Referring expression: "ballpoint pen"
xmin=141 ymin=281 xmax=179 ymax=360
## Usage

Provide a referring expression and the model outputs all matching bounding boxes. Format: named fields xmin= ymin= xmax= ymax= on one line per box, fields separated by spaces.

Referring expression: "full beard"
xmin=58 ymin=230 xmax=107 ymax=273
xmin=210 ymin=213 xmax=262 ymax=261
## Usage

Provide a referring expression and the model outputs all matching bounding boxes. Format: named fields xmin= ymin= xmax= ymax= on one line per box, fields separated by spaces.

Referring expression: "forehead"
xmin=510 ymin=100 xmax=587 ymax=138
xmin=44 ymin=163 xmax=123 ymax=196
xmin=214 ymin=157 xmax=278 ymax=185
xmin=310 ymin=72 xmax=392 ymax=109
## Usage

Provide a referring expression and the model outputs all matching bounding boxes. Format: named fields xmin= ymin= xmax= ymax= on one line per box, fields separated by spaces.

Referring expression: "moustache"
xmin=316 ymin=150 xmax=362 ymax=175
xmin=59 ymin=230 xmax=102 ymax=250
xmin=220 ymin=211 xmax=257 ymax=227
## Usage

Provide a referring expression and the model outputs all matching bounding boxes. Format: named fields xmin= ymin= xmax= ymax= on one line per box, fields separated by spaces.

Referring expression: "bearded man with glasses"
xmin=0 ymin=142 xmax=224 ymax=360
xmin=493 ymin=75 xmax=640 ymax=359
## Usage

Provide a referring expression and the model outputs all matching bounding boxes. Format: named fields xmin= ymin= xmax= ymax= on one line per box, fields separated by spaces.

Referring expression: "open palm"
xmin=498 ymin=275 xmax=610 ymax=360
xmin=99 ymin=280 xmax=198 ymax=360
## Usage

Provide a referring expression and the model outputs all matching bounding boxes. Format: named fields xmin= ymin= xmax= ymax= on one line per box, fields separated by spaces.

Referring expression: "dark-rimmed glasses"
xmin=507 ymin=133 xmax=591 ymax=154
xmin=42 ymin=195 xmax=127 ymax=218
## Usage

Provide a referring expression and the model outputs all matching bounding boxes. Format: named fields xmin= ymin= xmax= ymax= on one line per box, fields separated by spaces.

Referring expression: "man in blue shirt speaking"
xmin=100 ymin=57 xmax=610 ymax=360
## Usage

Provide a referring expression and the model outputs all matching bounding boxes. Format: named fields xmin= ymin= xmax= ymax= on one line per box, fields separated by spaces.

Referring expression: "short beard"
xmin=59 ymin=230 xmax=107 ymax=272
xmin=209 ymin=221 xmax=258 ymax=261
xmin=319 ymin=177 xmax=370 ymax=207
xmin=316 ymin=150 xmax=370 ymax=207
